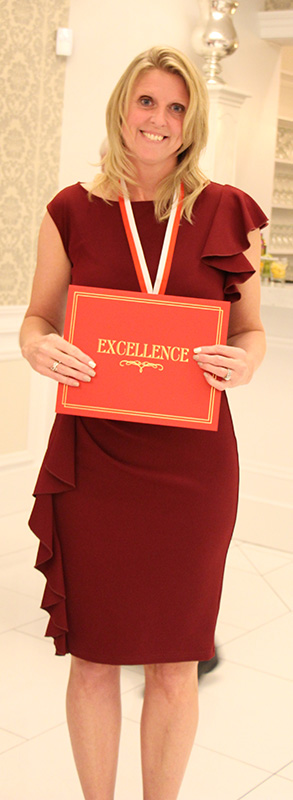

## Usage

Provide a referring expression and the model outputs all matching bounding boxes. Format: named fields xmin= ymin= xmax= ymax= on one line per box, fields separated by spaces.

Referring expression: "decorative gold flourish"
xmin=119 ymin=360 xmax=164 ymax=374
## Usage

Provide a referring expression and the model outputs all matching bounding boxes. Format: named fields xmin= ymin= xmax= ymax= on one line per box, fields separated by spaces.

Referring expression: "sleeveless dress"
xmin=29 ymin=181 xmax=267 ymax=664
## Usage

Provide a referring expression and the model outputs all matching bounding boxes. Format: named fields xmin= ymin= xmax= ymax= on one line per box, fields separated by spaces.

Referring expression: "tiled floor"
xmin=0 ymin=510 xmax=293 ymax=799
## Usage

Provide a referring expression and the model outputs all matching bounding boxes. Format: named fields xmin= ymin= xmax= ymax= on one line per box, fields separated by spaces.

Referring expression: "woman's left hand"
xmin=193 ymin=344 xmax=253 ymax=391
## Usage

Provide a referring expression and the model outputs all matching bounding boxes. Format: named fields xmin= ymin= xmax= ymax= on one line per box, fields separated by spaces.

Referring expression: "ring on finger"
xmin=223 ymin=367 xmax=232 ymax=382
xmin=50 ymin=360 xmax=62 ymax=372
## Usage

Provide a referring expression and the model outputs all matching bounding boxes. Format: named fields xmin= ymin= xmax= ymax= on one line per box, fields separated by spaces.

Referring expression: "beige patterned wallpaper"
xmin=0 ymin=0 xmax=70 ymax=305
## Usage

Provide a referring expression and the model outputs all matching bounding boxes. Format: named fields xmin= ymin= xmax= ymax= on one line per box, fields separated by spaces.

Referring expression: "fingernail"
xmin=193 ymin=347 xmax=202 ymax=353
xmin=83 ymin=375 xmax=91 ymax=382
xmin=88 ymin=359 xmax=96 ymax=367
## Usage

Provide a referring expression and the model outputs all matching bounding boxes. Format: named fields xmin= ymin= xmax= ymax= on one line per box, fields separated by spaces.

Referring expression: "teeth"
xmin=142 ymin=131 xmax=164 ymax=142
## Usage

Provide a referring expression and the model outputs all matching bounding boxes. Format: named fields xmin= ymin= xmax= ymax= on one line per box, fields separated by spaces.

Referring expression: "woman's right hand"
xmin=22 ymin=332 xmax=96 ymax=387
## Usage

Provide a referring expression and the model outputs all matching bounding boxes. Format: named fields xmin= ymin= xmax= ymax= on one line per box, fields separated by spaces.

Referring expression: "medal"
xmin=119 ymin=180 xmax=184 ymax=295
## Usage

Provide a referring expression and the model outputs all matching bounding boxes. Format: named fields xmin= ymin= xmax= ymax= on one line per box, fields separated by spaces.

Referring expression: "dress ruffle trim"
xmin=28 ymin=416 xmax=76 ymax=655
xmin=201 ymin=185 xmax=268 ymax=302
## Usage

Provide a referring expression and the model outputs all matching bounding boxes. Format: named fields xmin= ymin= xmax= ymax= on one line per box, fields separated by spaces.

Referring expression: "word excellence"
xmin=96 ymin=338 xmax=190 ymax=363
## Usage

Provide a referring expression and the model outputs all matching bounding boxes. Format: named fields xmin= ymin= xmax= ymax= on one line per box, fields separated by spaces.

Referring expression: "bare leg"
xmin=141 ymin=661 xmax=199 ymax=800
xmin=66 ymin=656 xmax=122 ymax=800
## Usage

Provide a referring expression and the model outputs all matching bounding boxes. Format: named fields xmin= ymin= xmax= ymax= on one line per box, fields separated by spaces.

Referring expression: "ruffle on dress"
xmin=201 ymin=185 xmax=268 ymax=302
xmin=29 ymin=415 xmax=76 ymax=655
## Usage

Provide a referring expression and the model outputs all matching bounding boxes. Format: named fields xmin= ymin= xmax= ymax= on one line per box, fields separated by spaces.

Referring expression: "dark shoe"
xmin=198 ymin=648 xmax=219 ymax=679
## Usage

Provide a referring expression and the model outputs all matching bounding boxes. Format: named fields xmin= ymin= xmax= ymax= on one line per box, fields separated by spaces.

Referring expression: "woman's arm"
xmin=20 ymin=212 xmax=96 ymax=387
xmin=193 ymin=228 xmax=266 ymax=390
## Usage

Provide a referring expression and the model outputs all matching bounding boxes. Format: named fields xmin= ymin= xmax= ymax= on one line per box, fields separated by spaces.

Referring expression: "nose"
xmin=149 ymin=104 xmax=167 ymax=128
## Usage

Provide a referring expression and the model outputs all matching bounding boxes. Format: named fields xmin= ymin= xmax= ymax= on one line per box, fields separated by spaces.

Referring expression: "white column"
xmin=200 ymin=85 xmax=250 ymax=185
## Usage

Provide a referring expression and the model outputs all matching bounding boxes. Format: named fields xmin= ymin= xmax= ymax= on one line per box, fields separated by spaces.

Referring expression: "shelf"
xmin=272 ymin=205 xmax=293 ymax=210
xmin=258 ymin=10 xmax=293 ymax=45
xmin=278 ymin=116 xmax=293 ymax=126
xmin=275 ymin=159 xmax=293 ymax=166
xmin=270 ymin=249 xmax=293 ymax=255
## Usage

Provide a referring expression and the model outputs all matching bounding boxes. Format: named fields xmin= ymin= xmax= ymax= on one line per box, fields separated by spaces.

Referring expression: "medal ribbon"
xmin=119 ymin=180 xmax=184 ymax=295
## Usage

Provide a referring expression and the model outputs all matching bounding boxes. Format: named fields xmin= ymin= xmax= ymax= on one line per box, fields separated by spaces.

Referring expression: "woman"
xmin=20 ymin=46 xmax=267 ymax=800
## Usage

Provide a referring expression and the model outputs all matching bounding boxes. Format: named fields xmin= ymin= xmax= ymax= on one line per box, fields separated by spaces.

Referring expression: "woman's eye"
xmin=171 ymin=103 xmax=185 ymax=114
xmin=139 ymin=96 xmax=153 ymax=107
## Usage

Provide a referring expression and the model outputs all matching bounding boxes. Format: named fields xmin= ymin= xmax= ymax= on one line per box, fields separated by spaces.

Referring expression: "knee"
xmin=70 ymin=656 xmax=121 ymax=692
xmin=144 ymin=661 xmax=198 ymax=699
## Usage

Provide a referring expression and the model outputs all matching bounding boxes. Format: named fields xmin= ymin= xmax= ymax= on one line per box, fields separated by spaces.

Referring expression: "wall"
xmin=1 ymin=0 xmax=291 ymax=547
xmin=0 ymin=0 xmax=70 ymax=306
xmin=216 ymin=0 xmax=282 ymax=223
xmin=229 ymin=295 xmax=293 ymax=553
xmin=58 ymin=0 xmax=202 ymax=188
xmin=59 ymin=0 xmax=281 ymax=231
xmin=56 ymin=0 xmax=293 ymax=552
xmin=0 ymin=0 xmax=70 ymax=513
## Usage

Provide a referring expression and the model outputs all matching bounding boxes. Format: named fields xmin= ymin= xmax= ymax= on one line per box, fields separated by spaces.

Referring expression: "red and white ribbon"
xmin=119 ymin=179 xmax=184 ymax=295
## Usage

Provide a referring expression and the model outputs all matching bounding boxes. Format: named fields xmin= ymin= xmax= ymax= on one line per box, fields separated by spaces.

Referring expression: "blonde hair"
xmin=90 ymin=45 xmax=210 ymax=222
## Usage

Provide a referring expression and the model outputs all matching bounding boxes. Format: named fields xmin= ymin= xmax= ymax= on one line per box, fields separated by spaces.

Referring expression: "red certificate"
xmin=56 ymin=286 xmax=230 ymax=430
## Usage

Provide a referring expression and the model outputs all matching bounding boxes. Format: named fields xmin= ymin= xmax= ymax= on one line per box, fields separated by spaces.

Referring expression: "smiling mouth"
xmin=140 ymin=131 xmax=167 ymax=142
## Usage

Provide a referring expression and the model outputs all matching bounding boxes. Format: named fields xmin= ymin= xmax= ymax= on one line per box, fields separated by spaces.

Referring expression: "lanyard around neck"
xmin=119 ymin=180 xmax=184 ymax=295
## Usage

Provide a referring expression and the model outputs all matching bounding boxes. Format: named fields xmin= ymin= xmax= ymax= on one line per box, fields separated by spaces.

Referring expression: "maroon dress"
xmin=29 ymin=181 xmax=267 ymax=664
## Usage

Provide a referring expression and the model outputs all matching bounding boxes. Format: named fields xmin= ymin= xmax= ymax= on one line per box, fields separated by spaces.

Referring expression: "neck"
xmin=126 ymin=160 xmax=175 ymax=201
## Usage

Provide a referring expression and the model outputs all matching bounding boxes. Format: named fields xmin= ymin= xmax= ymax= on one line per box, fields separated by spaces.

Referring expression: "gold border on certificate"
xmin=60 ymin=290 xmax=225 ymax=427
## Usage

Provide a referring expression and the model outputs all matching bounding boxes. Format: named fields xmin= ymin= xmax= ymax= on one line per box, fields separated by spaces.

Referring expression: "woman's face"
xmin=122 ymin=68 xmax=189 ymax=171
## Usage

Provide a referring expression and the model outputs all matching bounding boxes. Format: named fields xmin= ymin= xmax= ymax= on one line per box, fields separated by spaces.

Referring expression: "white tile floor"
xmin=0 ymin=510 xmax=293 ymax=799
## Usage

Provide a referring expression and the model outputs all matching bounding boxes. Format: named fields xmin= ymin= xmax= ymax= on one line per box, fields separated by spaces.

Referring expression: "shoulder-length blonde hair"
xmin=89 ymin=45 xmax=210 ymax=222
